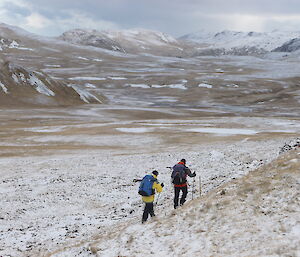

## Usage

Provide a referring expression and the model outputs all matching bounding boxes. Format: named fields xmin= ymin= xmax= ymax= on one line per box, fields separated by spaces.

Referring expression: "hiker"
xmin=171 ymin=159 xmax=196 ymax=209
xmin=139 ymin=170 xmax=164 ymax=223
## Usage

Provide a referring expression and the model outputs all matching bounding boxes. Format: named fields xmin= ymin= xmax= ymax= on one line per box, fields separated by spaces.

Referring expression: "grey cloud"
xmin=12 ymin=0 xmax=300 ymax=17
xmin=2 ymin=0 xmax=300 ymax=36
xmin=2 ymin=2 xmax=31 ymax=16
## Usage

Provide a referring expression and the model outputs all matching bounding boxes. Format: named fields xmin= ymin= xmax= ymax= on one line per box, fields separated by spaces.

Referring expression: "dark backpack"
xmin=171 ymin=164 xmax=186 ymax=184
xmin=138 ymin=175 xmax=156 ymax=196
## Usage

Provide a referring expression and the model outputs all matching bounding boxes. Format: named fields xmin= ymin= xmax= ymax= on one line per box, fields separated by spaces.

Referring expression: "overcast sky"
xmin=1 ymin=0 xmax=300 ymax=37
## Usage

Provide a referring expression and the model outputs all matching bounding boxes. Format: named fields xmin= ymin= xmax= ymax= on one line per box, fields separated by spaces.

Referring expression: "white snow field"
xmin=0 ymin=135 xmax=299 ymax=257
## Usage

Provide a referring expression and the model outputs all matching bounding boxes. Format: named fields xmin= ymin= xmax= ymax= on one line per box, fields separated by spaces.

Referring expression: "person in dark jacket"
xmin=171 ymin=159 xmax=196 ymax=209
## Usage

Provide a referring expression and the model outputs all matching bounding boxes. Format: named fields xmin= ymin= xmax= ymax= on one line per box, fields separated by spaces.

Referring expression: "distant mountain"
xmin=179 ymin=30 xmax=300 ymax=56
xmin=59 ymin=28 xmax=183 ymax=56
xmin=59 ymin=29 xmax=125 ymax=52
xmin=63 ymin=28 xmax=300 ymax=57
xmin=272 ymin=38 xmax=300 ymax=52
xmin=179 ymin=29 xmax=215 ymax=42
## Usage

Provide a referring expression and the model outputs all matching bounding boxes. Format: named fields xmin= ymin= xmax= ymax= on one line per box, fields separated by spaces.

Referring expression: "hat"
xmin=181 ymin=159 xmax=186 ymax=164
xmin=152 ymin=170 xmax=159 ymax=176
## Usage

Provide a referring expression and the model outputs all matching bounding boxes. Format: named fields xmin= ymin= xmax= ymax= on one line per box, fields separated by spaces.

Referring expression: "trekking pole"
xmin=133 ymin=178 xmax=142 ymax=183
xmin=192 ymin=177 xmax=195 ymax=200
xmin=199 ymin=176 xmax=202 ymax=197
xmin=155 ymin=193 xmax=161 ymax=206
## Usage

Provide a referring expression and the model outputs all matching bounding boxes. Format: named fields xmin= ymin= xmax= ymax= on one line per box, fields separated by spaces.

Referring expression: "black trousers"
xmin=142 ymin=202 xmax=155 ymax=222
xmin=174 ymin=186 xmax=188 ymax=208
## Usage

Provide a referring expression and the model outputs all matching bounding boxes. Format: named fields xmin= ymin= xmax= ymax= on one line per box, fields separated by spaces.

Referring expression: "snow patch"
xmin=8 ymin=40 xmax=19 ymax=48
xmin=180 ymin=79 xmax=188 ymax=83
xmin=125 ymin=84 xmax=150 ymax=89
xmin=69 ymin=84 xmax=102 ymax=103
xmin=151 ymin=84 xmax=187 ymax=89
xmin=44 ymin=64 xmax=61 ymax=68
xmin=15 ymin=47 xmax=34 ymax=51
xmin=166 ymin=84 xmax=187 ymax=90
xmin=77 ymin=56 xmax=89 ymax=60
xmin=226 ymin=84 xmax=239 ymax=88
xmin=0 ymin=81 xmax=8 ymax=94
xmin=108 ymin=77 xmax=127 ymax=80
xmin=12 ymin=74 xmax=19 ymax=83
xmin=198 ymin=83 xmax=213 ymax=88
xmin=187 ymin=127 xmax=258 ymax=135
xmin=151 ymin=85 xmax=165 ymax=88
xmin=69 ymin=77 xmax=106 ymax=81
xmin=116 ymin=127 xmax=152 ymax=133
xmin=84 ymin=83 xmax=96 ymax=88
xmin=28 ymin=74 xmax=55 ymax=96
xmin=24 ymin=127 xmax=65 ymax=133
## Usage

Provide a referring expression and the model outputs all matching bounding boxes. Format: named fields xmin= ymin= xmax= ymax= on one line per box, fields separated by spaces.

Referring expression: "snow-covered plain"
xmin=0 ymin=131 xmax=299 ymax=256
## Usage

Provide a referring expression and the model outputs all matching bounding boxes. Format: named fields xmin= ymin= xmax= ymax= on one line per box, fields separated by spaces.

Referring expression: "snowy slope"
xmin=180 ymin=30 xmax=300 ymax=52
xmin=90 ymin=148 xmax=300 ymax=257
xmin=273 ymin=38 xmax=300 ymax=52
xmin=0 ymin=58 xmax=103 ymax=106
xmin=2 ymin=136 xmax=299 ymax=257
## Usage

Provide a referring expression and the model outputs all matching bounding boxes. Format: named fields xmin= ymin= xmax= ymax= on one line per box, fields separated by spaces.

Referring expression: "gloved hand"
xmin=161 ymin=183 xmax=164 ymax=188
xmin=193 ymin=172 xmax=196 ymax=177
